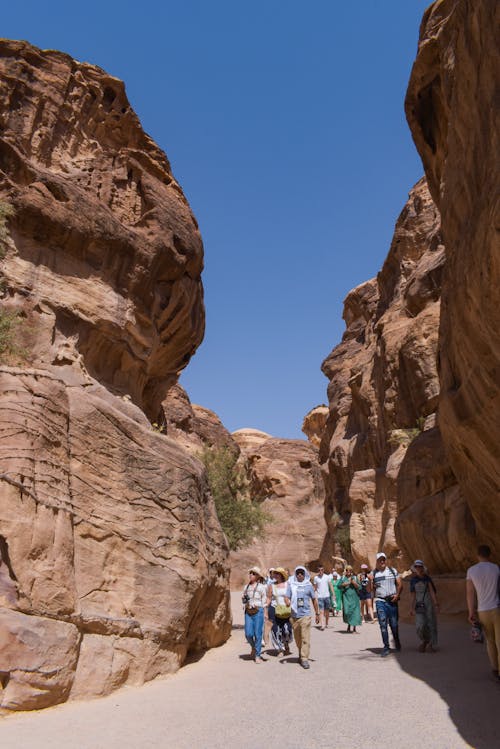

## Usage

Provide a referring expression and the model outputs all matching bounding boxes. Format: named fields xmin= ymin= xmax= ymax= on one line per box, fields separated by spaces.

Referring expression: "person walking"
xmin=269 ymin=567 xmax=292 ymax=657
xmin=466 ymin=545 xmax=500 ymax=681
xmin=409 ymin=560 xmax=439 ymax=652
xmin=263 ymin=568 xmax=277 ymax=647
xmin=331 ymin=563 xmax=344 ymax=617
xmin=357 ymin=564 xmax=374 ymax=622
xmin=313 ymin=565 xmax=332 ymax=630
xmin=285 ymin=565 xmax=320 ymax=669
xmin=340 ymin=565 xmax=362 ymax=632
xmin=370 ymin=552 xmax=402 ymax=657
xmin=242 ymin=567 xmax=268 ymax=664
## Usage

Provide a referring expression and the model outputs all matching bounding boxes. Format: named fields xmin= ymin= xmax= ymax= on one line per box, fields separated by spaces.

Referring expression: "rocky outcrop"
xmin=161 ymin=384 xmax=239 ymax=455
xmin=0 ymin=39 xmax=204 ymax=421
xmin=319 ymin=179 xmax=472 ymax=572
xmin=302 ymin=405 xmax=329 ymax=447
xmin=230 ymin=429 xmax=329 ymax=588
xmin=0 ymin=40 xmax=230 ymax=710
xmin=405 ymin=0 xmax=500 ymax=550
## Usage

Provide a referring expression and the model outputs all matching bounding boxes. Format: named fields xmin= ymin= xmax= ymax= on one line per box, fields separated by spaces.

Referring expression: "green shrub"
xmin=0 ymin=309 xmax=21 ymax=363
xmin=0 ymin=201 xmax=14 ymax=259
xmin=335 ymin=524 xmax=351 ymax=559
xmin=199 ymin=445 xmax=270 ymax=550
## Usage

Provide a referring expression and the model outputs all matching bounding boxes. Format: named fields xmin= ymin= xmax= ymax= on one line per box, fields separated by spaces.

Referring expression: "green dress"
xmin=331 ymin=575 xmax=343 ymax=613
xmin=340 ymin=576 xmax=362 ymax=626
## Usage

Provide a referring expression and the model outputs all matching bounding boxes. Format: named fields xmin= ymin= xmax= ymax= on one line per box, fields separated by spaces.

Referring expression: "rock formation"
xmin=302 ymin=405 xmax=329 ymax=447
xmin=405 ymin=0 xmax=500 ymax=550
xmin=230 ymin=429 xmax=328 ymax=588
xmin=0 ymin=40 xmax=230 ymax=711
xmin=320 ymin=0 xmax=499 ymax=577
xmin=319 ymin=178 xmax=473 ymax=573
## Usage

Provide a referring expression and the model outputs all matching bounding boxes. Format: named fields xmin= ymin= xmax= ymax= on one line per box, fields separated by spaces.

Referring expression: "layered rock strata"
xmin=319 ymin=179 xmax=473 ymax=574
xmin=0 ymin=40 xmax=230 ymax=710
xmin=230 ymin=429 xmax=328 ymax=588
xmin=405 ymin=0 xmax=500 ymax=550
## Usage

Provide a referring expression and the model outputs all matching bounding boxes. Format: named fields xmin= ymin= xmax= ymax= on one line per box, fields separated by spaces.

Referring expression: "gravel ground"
xmin=1 ymin=593 xmax=499 ymax=749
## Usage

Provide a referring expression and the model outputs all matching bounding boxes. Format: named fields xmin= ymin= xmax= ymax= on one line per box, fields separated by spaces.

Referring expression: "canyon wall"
xmin=0 ymin=40 xmax=230 ymax=711
xmin=405 ymin=0 xmax=500 ymax=550
xmin=230 ymin=429 xmax=328 ymax=589
xmin=319 ymin=0 xmax=499 ymax=575
xmin=319 ymin=178 xmax=473 ymax=573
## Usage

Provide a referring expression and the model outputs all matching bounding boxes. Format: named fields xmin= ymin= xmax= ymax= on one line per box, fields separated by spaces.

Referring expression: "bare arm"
xmin=466 ymin=579 xmax=477 ymax=624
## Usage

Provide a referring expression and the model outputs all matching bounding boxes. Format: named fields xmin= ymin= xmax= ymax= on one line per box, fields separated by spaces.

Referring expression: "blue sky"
xmin=3 ymin=1 xmax=431 ymax=439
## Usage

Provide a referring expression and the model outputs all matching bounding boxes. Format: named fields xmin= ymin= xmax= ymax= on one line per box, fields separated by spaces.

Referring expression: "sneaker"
xmin=255 ymin=657 xmax=263 ymax=664
xmin=301 ymin=659 xmax=310 ymax=669
xmin=277 ymin=649 xmax=284 ymax=658
xmin=380 ymin=647 xmax=391 ymax=657
xmin=320 ymin=625 xmax=325 ymax=631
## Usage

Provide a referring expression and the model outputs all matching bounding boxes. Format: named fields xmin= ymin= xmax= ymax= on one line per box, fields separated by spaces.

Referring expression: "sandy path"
xmin=1 ymin=594 xmax=499 ymax=749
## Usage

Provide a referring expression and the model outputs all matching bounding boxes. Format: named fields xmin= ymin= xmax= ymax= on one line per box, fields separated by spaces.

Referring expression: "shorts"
xmin=358 ymin=589 xmax=371 ymax=601
xmin=318 ymin=597 xmax=331 ymax=611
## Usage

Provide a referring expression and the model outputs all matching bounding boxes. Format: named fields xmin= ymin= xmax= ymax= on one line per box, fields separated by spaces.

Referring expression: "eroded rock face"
xmin=0 ymin=40 xmax=230 ymax=710
xmin=319 ymin=179 xmax=471 ymax=572
xmin=230 ymin=430 xmax=329 ymax=588
xmin=0 ymin=39 xmax=204 ymax=421
xmin=302 ymin=405 xmax=329 ymax=447
xmin=405 ymin=0 xmax=500 ymax=549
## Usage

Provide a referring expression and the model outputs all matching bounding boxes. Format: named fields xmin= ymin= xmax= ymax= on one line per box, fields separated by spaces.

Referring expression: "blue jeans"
xmin=245 ymin=608 xmax=264 ymax=657
xmin=375 ymin=599 xmax=400 ymax=649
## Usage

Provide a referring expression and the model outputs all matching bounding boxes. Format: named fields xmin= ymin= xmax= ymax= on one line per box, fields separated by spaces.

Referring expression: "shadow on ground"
xmin=393 ymin=617 xmax=500 ymax=749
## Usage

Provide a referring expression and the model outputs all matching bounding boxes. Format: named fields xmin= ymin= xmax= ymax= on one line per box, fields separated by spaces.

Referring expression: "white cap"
xmin=376 ymin=552 xmax=386 ymax=560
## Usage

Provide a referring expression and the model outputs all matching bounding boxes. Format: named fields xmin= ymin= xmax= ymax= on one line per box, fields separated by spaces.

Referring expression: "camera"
xmin=242 ymin=594 xmax=250 ymax=604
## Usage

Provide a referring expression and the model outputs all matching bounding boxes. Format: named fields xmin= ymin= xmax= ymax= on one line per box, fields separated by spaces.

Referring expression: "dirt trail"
xmin=1 ymin=594 xmax=499 ymax=749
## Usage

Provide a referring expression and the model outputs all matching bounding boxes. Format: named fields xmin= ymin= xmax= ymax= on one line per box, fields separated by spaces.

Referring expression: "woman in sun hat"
xmin=409 ymin=559 xmax=439 ymax=652
xmin=242 ymin=567 xmax=268 ymax=663
xmin=268 ymin=566 xmax=293 ymax=657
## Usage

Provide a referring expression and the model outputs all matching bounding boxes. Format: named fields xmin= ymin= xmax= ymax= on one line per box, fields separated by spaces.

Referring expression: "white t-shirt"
xmin=466 ymin=561 xmax=500 ymax=611
xmin=314 ymin=574 xmax=331 ymax=598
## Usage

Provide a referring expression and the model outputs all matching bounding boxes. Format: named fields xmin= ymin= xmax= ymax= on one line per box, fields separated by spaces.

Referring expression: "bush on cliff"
xmin=199 ymin=445 xmax=270 ymax=550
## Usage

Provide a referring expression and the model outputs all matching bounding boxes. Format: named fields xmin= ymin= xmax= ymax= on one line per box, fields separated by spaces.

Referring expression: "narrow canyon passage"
xmin=1 ymin=594 xmax=499 ymax=749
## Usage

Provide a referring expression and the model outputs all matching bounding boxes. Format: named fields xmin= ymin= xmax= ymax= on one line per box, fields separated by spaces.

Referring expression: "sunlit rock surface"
xmin=0 ymin=40 xmax=229 ymax=711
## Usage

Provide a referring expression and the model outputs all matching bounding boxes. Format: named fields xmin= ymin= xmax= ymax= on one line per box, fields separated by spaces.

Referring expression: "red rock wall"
xmin=0 ymin=40 xmax=230 ymax=711
xmin=405 ymin=0 xmax=500 ymax=550
xmin=319 ymin=179 xmax=474 ymax=573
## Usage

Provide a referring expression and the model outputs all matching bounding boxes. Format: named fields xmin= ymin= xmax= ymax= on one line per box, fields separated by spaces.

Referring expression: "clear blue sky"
xmin=3 ymin=1 xmax=431 ymax=439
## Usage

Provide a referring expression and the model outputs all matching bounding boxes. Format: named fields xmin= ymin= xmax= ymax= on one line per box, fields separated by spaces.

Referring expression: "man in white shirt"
xmin=466 ymin=545 xmax=500 ymax=681
xmin=313 ymin=565 xmax=331 ymax=630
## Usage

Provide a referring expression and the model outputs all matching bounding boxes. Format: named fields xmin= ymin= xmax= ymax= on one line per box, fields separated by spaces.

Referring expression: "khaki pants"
xmin=478 ymin=608 xmax=500 ymax=671
xmin=292 ymin=615 xmax=311 ymax=659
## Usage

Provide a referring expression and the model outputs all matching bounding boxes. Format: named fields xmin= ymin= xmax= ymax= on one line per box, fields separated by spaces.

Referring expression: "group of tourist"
xmin=241 ymin=545 xmax=500 ymax=680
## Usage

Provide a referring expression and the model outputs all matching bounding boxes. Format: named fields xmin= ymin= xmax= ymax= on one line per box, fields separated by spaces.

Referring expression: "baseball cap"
xmin=376 ymin=552 xmax=386 ymax=560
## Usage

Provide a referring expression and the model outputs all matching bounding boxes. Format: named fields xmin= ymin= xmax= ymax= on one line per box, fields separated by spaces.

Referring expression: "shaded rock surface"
xmin=0 ymin=40 xmax=230 ymax=711
xmin=319 ymin=179 xmax=472 ymax=575
xmin=230 ymin=429 xmax=329 ymax=589
xmin=405 ymin=0 xmax=500 ymax=551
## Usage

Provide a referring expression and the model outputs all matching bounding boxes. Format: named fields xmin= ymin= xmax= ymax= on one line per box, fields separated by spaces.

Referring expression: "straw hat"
xmin=248 ymin=566 xmax=265 ymax=581
xmin=273 ymin=567 xmax=288 ymax=581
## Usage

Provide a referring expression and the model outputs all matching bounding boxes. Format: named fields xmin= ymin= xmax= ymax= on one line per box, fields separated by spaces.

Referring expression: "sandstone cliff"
xmin=405 ymin=0 xmax=500 ymax=550
xmin=0 ymin=40 xmax=230 ymax=711
xmin=319 ymin=178 xmax=473 ymax=573
xmin=230 ymin=429 xmax=329 ymax=588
